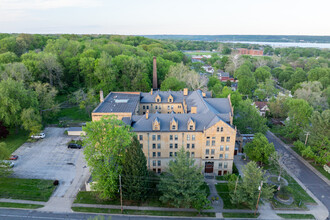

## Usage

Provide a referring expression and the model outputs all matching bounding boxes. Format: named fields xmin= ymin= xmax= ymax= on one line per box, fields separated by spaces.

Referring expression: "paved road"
xmin=0 ymin=208 xmax=251 ymax=220
xmin=266 ymin=132 xmax=330 ymax=215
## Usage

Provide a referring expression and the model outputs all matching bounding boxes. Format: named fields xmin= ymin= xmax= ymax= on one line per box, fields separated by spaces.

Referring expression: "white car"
xmin=0 ymin=160 xmax=14 ymax=168
xmin=31 ymin=133 xmax=45 ymax=139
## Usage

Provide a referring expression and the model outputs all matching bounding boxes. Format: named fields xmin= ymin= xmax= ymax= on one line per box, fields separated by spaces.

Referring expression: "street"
xmin=266 ymin=131 xmax=330 ymax=216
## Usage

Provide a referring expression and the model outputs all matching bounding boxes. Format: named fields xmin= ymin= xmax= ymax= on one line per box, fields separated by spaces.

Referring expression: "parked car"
xmin=68 ymin=143 xmax=82 ymax=149
xmin=31 ymin=133 xmax=45 ymax=139
xmin=0 ymin=160 xmax=14 ymax=168
xmin=9 ymin=155 xmax=18 ymax=160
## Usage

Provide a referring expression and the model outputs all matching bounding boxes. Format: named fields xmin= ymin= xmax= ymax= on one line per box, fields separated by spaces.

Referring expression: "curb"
xmin=267 ymin=131 xmax=330 ymax=186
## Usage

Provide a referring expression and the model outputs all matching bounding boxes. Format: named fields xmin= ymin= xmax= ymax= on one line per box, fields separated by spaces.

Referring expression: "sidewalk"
xmin=0 ymin=199 xmax=46 ymax=206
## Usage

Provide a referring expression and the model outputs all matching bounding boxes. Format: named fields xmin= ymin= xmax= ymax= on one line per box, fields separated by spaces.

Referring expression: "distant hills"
xmin=142 ymin=35 xmax=330 ymax=43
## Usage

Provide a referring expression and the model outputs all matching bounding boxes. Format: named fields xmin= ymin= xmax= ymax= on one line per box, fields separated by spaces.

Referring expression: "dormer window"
xmin=187 ymin=117 xmax=195 ymax=131
xmin=153 ymin=117 xmax=160 ymax=131
xmin=155 ymin=95 xmax=161 ymax=103
xmin=168 ymin=94 xmax=173 ymax=103
xmin=170 ymin=118 xmax=178 ymax=131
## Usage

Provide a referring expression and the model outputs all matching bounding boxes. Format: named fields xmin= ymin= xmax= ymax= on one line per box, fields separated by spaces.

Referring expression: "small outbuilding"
xmin=67 ymin=127 xmax=86 ymax=136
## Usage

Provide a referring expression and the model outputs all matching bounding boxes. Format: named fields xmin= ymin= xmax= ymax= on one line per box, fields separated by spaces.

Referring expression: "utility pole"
xmin=254 ymin=181 xmax=263 ymax=216
xmin=304 ymin=132 xmax=310 ymax=145
xmin=119 ymin=174 xmax=123 ymax=214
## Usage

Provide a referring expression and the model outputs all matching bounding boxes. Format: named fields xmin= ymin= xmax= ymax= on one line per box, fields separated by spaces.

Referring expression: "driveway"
xmin=12 ymin=127 xmax=86 ymax=198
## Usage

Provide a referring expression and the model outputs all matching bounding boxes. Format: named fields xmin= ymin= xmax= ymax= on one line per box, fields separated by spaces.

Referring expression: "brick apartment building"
xmin=236 ymin=48 xmax=263 ymax=56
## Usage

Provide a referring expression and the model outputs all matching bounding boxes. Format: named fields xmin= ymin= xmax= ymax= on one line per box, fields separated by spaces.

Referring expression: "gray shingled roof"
xmin=93 ymin=92 xmax=140 ymax=113
xmin=140 ymin=91 xmax=187 ymax=103
xmin=204 ymin=98 xmax=232 ymax=114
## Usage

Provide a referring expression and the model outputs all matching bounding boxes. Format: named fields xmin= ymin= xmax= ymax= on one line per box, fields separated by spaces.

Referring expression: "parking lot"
xmin=11 ymin=127 xmax=84 ymax=197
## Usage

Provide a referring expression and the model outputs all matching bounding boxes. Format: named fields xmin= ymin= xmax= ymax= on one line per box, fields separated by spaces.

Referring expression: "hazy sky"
xmin=0 ymin=0 xmax=329 ymax=35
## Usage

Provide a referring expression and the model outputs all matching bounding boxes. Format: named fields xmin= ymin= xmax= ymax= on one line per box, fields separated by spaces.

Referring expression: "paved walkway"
xmin=205 ymin=178 xmax=223 ymax=212
xmin=0 ymin=199 xmax=46 ymax=206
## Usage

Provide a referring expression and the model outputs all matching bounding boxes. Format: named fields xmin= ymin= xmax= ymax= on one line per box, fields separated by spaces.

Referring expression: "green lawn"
xmin=215 ymin=183 xmax=250 ymax=210
xmin=222 ymin=212 xmax=259 ymax=218
xmin=46 ymin=106 xmax=91 ymax=124
xmin=277 ymin=213 xmax=315 ymax=219
xmin=0 ymin=202 xmax=43 ymax=209
xmin=0 ymin=178 xmax=56 ymax=202
xmin=2 ymin=129 xmax=29 ymax=154
xmin=72 ymin=207 xmax=215 ymax=217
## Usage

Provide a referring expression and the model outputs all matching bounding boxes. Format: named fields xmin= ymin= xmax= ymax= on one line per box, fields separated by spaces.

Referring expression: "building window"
xmin=191 ymin=152 xmax=195 ymax=157
xmin=158 ymin=160 xmax=161 ymax=166
xmin=153 ymin=168 xmax=156 ymax=172
xmin=175 ymin=135 xmax=178 ymax=140
xmin=220 ymin=145 xmax=224 ymax=151
xmin=152 ymin=135 xmax=156 ymax=141
xmin=224 ymin=162 xmax=228 ymax=168
xmin=187 ymin=143 xmax=190 ymax=149
xmin=158 ymin=169 xmax=161 ymax=173
xmin=221 ymin=127 xmax=223 ymax=132
xmin=219 ymin=162 xmax=223 ymax=168
xmin=217 ymin=127 xmax=220 ymax=132
xmin=152 ymin=144 xmax=156 ymax=149
xmin=157 ymin=152 xmax=161 ymax=157
xmin=192 ymin=135 xmax=195 ymax=141
xmin=153 ymin=152 xmax=156 ymax=157
xmin=189 ymin=125 xmax=194 ymax=130
xmin=225 ymin=153 xmax=228 ymax=159
xmin=170 ymin=143 xmax=173 ymax=149
xmin=187 ymin=135 xmax=190 ymax=141
xmin=155 ymin=106 xmax=158 ymax=109
xmin=175 ymin=152 xmax=177 ymax=156
xmin=172 ymin=125 xmax=176 ymax=130
xmin=157 ymin=143 xmax=161 ymax=149
xmin=212 ymin=140 xmax=215 ymax=146
xmin=178 ymin=105 xmax=181 ymax=108
xmin=211 ymin=149 xmax=215 ymax=155
xmin=206 ymin=140 xmax=210 ymax=146
xmin=143 ymin=105 xmax=145 ymax=110
xmin=221 ymin=137 xmax=224 ymax=142
xmin=192 ymin=143 xmax=195 ymax=149
xmin=153 ymin=160 xmax=156 ymax=166
xmin=146 ymin=106 xmax=149 ymax=110
xmin=219 ymin=154 xmax=223 ymax=159
xmin=139 ymin=135 xmax=143 ymax=140
xmin=157 ymin=135 xmax=161 ymax=140
xmin=170 ymin=152 xmax=173 ymax=157
xmin=170 ymin=135 xmax=173 ymax=140
xmin=171 ymin=105 xmax=174 ymax=110
xmin=159 ymin=106 xmax=161 ymax=110
xmin=226 ymin=137 xmax=230 ymax=142
xmin=226 ymin=145 xmax=229 ymax=151
xmin=175 ymin=143 xmax=178 ymax=148
xmin=206 ymin=149 xmax=209 ymax=155
xmin=169 ymin=99 xmax=172 ymax=102
xmin=167 ymin=106 xmax=170 ymax=110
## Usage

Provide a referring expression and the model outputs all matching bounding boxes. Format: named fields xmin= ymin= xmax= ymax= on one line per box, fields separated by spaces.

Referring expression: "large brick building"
xmin=91 ymin=88 xmax=237 ymax=176
xmin=236 ymin=48 xmax=263 ymax=56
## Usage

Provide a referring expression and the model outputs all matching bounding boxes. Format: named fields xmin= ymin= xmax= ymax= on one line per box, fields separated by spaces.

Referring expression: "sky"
xmin=0 ymin=0 xmax=329 ymax=35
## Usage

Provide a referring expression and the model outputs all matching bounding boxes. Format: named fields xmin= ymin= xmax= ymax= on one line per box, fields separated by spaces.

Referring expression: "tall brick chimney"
xmin=153 ymin=56 xmax=158 ymax=89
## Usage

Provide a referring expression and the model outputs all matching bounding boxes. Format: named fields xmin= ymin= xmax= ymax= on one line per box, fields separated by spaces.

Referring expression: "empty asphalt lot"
xmin=12 ymin=127 xmax=83 ymax=197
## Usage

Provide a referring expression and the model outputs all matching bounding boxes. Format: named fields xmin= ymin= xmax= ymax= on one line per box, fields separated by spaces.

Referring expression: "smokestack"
xmin=153 ymin=56 xmax=158 ymax=89
xmin=100 ymin=90 xmax=104 ymax=103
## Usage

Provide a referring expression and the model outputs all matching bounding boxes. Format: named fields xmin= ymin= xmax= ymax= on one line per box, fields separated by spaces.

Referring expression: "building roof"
xmin=254 ymin=101 xmax=268 ymax=110
xmin=140 ymin=91 xmax=187 ymax=103
xmin=93 ymin=92 xmax=140 ymax=113
xmin=67 ymin=127 xmax=83 ymax=131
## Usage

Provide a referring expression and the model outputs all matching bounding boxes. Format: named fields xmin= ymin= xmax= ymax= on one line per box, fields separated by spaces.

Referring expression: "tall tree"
xmin=83 ymin=116 xmax=133 ymax=199
xmin=158 ymin=148 xmax=209 ymax=211
xmin=245 ymin=133 xmax=275 ymax=165
xmin=0 ymin=142 xmax=12 ymax=177
xmin=122 ymin=136 xmax=149 ymax=201
xmin=308 ymin=110 xmax=330 ymax=146
xmin=160 ymin=77 xmax=186 ymax=91
xmin=229 ymin=161 xmax=274 ymax=209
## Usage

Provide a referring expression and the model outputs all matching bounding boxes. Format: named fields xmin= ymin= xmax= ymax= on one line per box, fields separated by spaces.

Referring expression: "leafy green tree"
xmin=254 ymin=67 xmax=271 ymax=83
xmin=254 ymin=79 xmax=277 ymax=100
xmin=308 ymin=110 xmax=330 ymax=146
xmin=229 ymin=161 xmax=274 ymax=209
xmin=122 ymin=136 xmax=149 ymax=201
xmin=234 ymin=99 xmax=268 ymax=134
xmin=245 ymin=133 xmax=275 ymax=165
xmin=271 ymin=67 xmax=283 ymax=78
xmin=217 ymin=86 xmax=242 ymax=108
xmin=285 ymin=99 xmax=313 ymax=140
xmin=94 ymin=52 xmax=118 ymax=92
xmin=21 ymin=107 xmax=42 ymax=135
xmin=0 ymin=52 xmax=19 ymax=64
xmin=0 ymin=63 xmax=33 ymax=83
xmin=158 ymin=148 xmax=209 ymax=211
xmin=160 ymin=77 xmax=186 ymax=91
xmin=284 ymin=68 xmax=307 ymax=90
xmin=207 ymin=76 xmax=219 ymax=89
xmin=268 ymin=95 xmax=291 ymax=118
xmin=38 ymin=53 xmax=63 ymax=88
xmin=238 ymin=75 xmax=256 ymax=97
xmin=83 ymin=116 xmax=133 ymax=199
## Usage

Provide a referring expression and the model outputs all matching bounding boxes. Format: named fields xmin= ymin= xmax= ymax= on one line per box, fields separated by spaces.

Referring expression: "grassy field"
xmin=0 ymin=202 xmax=43 ymax=209
xmin=72 ymin=207 xmax=215 ymax=217
xmin=47 ymin=106 xmax=91 ymax=125
xmin=215 ymin=183 xmax=250 ymax=210
xmin=277 ymin=213 xmax=315 ymax=219
xmin=0 ymin=178 xmax=56 ymax=202
xmin=222 ymin=212 xmax=259 ymax=218
xmin=2 ymin=129 xmax=29 ymax=154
